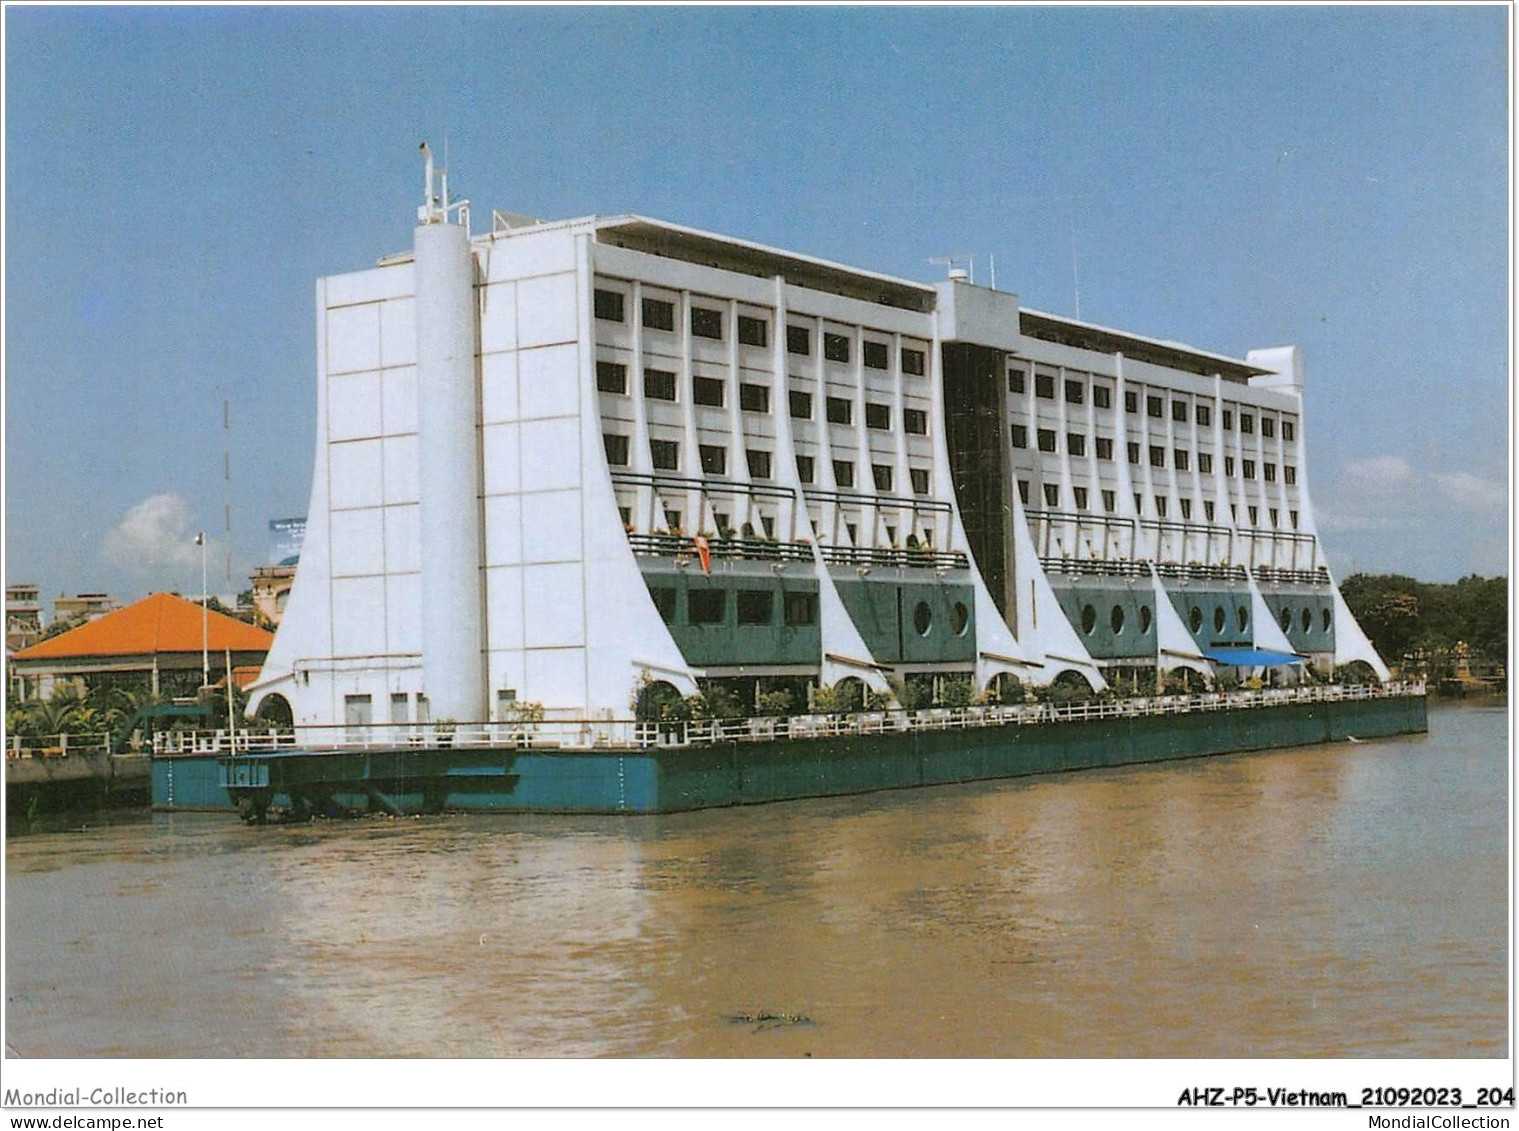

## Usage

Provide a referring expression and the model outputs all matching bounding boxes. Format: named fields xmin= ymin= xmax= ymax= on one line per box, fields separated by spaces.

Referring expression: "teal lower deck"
xmin=153 ymin=694 xmax=1428 ymax=816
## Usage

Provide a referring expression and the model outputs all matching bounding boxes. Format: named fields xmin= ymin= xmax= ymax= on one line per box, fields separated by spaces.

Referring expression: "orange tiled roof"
xmin=11 ymin=592 xmax=274 ymax=661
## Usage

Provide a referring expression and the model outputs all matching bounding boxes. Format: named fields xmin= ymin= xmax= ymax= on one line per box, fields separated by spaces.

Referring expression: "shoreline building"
xmin=247 ymin=164 xmax=1386 ymax=732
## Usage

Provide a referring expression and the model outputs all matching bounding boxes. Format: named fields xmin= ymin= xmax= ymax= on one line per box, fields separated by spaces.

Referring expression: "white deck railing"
xmin=149 ymin=681 xmax=1425 ymax=757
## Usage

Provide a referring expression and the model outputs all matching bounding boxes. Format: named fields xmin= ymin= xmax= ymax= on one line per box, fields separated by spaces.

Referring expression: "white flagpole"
xmin=197 ymin=532 xmax=209 ymax=689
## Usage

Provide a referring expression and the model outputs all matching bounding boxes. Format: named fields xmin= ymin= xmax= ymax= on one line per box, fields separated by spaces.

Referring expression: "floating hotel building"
xmin=247 ymin=164 xmax=1388 ymax=733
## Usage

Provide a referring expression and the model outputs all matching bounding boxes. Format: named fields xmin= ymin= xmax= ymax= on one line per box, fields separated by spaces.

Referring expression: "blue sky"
xmin=4 ymin=6 xmax=1508 ymax=613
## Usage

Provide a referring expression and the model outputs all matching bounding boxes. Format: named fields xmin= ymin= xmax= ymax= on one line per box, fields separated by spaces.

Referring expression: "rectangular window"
xmin=1225 ymin=456 xmax=1236 ymax=476
xmin=688 ymin=589 xmax=725 ymax=625
xmin=1261 ymin=417 xmax=1276 ymax=438
xmin=823 ymin=332 xmax=850 ymax=362
xmin=832 ymin=460 xmax=855 ymax=488
xmin=618 ymin=505 xmax=631 ymax=527
xmin=642 ymin=297 xmax=675 ymax=331
xmin=1147 ymin=396 xmax=1163 ymax=418
xmin=1180 ymin=498 xmax=1192 ymax=520
xmin=1172 ymin=400 xmax=1189 ymax=423
xmin=1017 ymin=479 xmax=1031 ymax=505
xmin=1127 ymin=441 xmax=1140 ymax=464
xmin=903 ymin=408 xmax=928 ymax=435
xmin=1067 ymin=432 xmax=1086 ymax=457
xmin=1240 ymin=413 xmax=1255 ymax=435
xmin=1242 ymin=459 xmax=1256 ymax=480
xmin=593 ymin=289 xmax=625 ymax=322
xmin=693 ymin=376 xmax=725 ymax=406
xmin=650 ymin=439 xmax=679 ymax=470
xmin=1102 ymin=489 xmax=1116 ymax=513
xmin=795 ymin=455 xmax=815 ymax=484
xmin=737 ymin=590 xmax=773 ymax=625
xmin=910 ymin=467 xmax=930 ymax=495
xmin=739 ymin=383 xmax=770 ymax=413
xmin=784 ymin=592 xmax=818 ymax=626
xmin=1155 ymin=497 xmax=1168 ymax=518
xmin=1248 ymin=505 xmax=1259 ymax=526
xmin=1196 ymin=404 xmax=1212 ymax=427
xmin=1011 ymin=424 xmax=1029 ymax=449
xmin=1174 ymin=449 xmax=1190 ymax=471
xmin=871 ymin=464 xmax=893 ymax=492
xmin=901 ymin=348 xmax=926 ymax=376
xmin=644 ymin=368 xmax=677 ymax=401
xmin=786 ymin=325 xmax=811 ymax=355
xmin=1035 ymin=373 xmax=1055 ymax=399
xmin=700 ymin=444 xmax=727 ymax=475
xmin=1009 ymin=368 xmax=1026 ymax=394
xmin=1264 ymin=463 xmax=1277 ymax=483
xmin=649 ymin=587 xmax=677 ymax=624
xmin=1043 ymin=483 xmax=1060 ymax=507
xmin=865 ymin=402 xmax=891 ymax=430
xmin=1198 ymin=452 xmax=1213 ymax=474
xmin=862 ymin=341 xmax=889 ymax=370
xmin=691 ymin=306 xmax=723 ymax=340
xmin=1096 ymin=437 xmax=1113 ymax=460
xmin=746 ymin=449 xmax=772 ymax=479
xmin=789 ymin=389 xmax=812 ymax=419
xmin=1037 ymin=428 xmax=1057 ymax=453
xmin=1223 ymin=410 xmax=1234 ymax=431
xmin=761 ymin=515 xmax=775 ymax=539
xmin=602 ymin=433 xmax=629 ymax=466
xmin=1282 ymin=420 xmax=1296 ymax=442
xmin=1284 ymin=466 xmax=1297 ymax=485
xmin=596 ymin=361 xmax=627 ymax=394
xmin=1073 ymin=486 xmax=1089 ymax=510
xmin=1094 ymin=385 xmax=1112 ymax=409
xmin=737 ymin=315 xmax=768 ymax=347
xmin=1134 ymin=494 xmax=1144 ymax=515
xmin=390 ymin=692 xmax=409 ymax=725
xmin=1064 ymin=379 xmax=1085 ymax=405
xmin=1125 ymin=390 xmax=1139 ymax=413
xmin=665 ymin=507 xmax=682 ymax=531
xmin=1269 ymin=508 xmax=1279 ymax=528
xmin=1290 ymin=509 xmax=1299 ymax=529
xmin=825 ymin=396 xmax=853 ymax=425
xmin=1204 ymin=501 xmax=1215 ymax=522
xmin=1149 ymin=445 xmax=1165 ymax=468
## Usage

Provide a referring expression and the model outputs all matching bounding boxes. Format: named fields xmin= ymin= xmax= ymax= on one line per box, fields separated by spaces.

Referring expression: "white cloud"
xmin=1340 ymin=454 xmax=1415 ymax=488
xmin=103 ymin=494 xmax=214 ymax=578
xmin=1430 ymin=470 xmax=1507 ymax=512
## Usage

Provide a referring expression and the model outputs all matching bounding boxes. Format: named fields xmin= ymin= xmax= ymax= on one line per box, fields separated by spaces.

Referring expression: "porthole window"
xmin=1189 ymin=606 xmax=1203 ymax=634
xmin=1213 ymin=607 xmax=1226 ymax=633
xmin=1237 ymin=607 xmax=1249 ymax=633
xmin=914 ymin=601 xmax=933 ymax=637
xmin=1280 ymin=607 xmax=1293 ymax=633
xmin=1110 ymin=605 xmax=1125 ymax=635
xmin=1302 ymin=608 xmax=1313 ymax=633
xmin=951 ymin=601 xmax=970 ymax=636
xmin=1081 ymin=604 xmax=1097 ymax=635
xmin=1322 ymin=608 xmax=1332 ymax=633
xmin=1139 ymin=605 xmax=1152 ymax=634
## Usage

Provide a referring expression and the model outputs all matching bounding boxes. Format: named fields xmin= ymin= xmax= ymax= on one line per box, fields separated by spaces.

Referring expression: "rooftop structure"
xmin=246 ymin=166 xmax=1387 ymax=734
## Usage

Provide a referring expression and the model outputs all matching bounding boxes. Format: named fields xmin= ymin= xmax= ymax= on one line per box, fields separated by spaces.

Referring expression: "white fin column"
xmin=415 ymin=189 xmax=486 ymax=722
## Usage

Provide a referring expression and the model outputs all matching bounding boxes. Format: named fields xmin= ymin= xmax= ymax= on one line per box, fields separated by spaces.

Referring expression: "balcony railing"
xmin=152 ymin=681 xmax=1424 ymax=757
xmin=1252 ymin=565 xmax=1332 ymax=586
xmin=627 ymin=532 xmax=814 ymax=563
xmin=820 ymin=544 xmax=969 ymax=570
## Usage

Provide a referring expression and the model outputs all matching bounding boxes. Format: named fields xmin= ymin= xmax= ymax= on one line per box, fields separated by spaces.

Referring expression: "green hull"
xmin=152 ymin=694 xmax=1427 ymax=816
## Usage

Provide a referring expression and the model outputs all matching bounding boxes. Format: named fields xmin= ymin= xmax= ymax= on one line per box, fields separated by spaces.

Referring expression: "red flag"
xmin=693 ymin=535 xmax=711 ymax=576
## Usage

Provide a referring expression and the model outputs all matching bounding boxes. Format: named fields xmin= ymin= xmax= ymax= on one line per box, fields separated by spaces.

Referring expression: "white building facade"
xmin=248 ymin=181 xmax=1386 ymax=732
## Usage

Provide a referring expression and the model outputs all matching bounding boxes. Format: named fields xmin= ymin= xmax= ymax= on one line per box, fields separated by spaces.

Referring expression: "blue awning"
xmin=1204 ymin=647 xmax=1305 ymax=667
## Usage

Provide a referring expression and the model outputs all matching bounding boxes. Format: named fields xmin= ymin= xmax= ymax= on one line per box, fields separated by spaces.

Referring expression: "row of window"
xmin=1012 ymin=426 xmax=1298 ymax=484
xmin=1018 ymin=478 xmax=1302 ymax=529
xmin=1079 ymin=602 xmax=1154 ymax=637
xmin=648 ymin=585 xmax=819 ymax=628
xmin=607 ymin=434 xmax=931 ymax=494
xmin=597 ymin=362 xmax=929 ymax=435
xmin=1009 ymin=367 xmax=1297 ymax=441
xmin=594 ymin=289 xmax=928 ymax=375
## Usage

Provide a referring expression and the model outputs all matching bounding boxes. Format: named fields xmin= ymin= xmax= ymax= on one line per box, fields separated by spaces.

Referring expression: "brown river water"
xmin=4 ymin=703 xmax=1506 ymax=1058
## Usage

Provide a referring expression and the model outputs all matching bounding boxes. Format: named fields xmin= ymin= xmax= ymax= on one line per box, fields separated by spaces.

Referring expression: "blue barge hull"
xmin=152 ymin=693 xmax=1428 ymax=816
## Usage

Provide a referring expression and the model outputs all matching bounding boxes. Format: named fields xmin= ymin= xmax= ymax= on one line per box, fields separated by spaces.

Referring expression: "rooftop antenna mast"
xmin=418 ymin=140 xmax=470 ymax=232
xmin=929 ymin=254 xmax=975 ymax=285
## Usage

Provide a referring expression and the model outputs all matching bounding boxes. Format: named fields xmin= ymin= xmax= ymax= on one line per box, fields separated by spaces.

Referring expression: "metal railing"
xmin=7 ymin=733 xmax=114 ymax=759
xmin=819 ymin=544 xmax=969 ymax=570
xmin=1252 ymin=565 xmax=1332 ymax=586
xmin=151 ymin=681 xmax=1424 ymax=757
xmin=627 ymin=532 xmax=814 ymax=563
